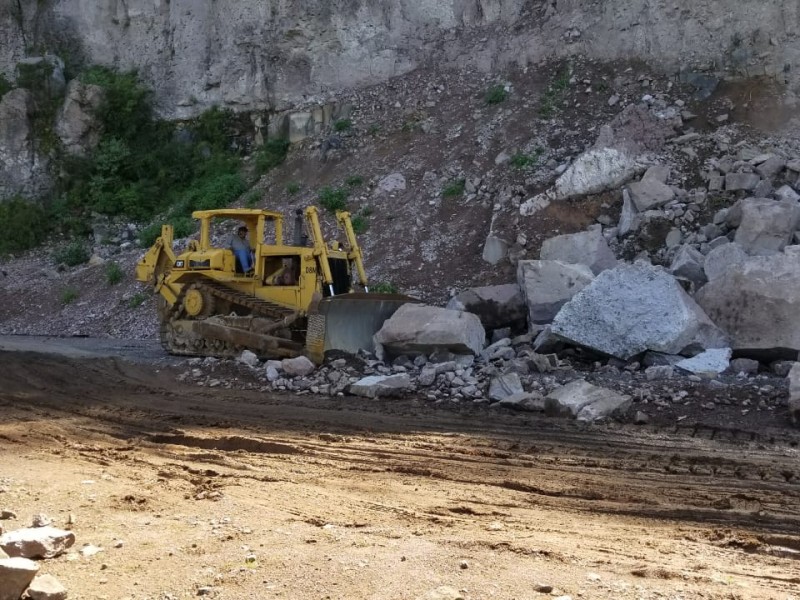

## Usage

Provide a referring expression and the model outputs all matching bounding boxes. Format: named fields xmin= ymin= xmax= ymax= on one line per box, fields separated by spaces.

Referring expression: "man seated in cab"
xmin=230 ymin=225 xmax=254 ymax=274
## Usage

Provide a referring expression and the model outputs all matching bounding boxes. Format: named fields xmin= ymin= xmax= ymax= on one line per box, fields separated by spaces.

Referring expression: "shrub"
xmin=318 ymin=186 xmax=348 ymax=212
xmin=333 ymin=119 xmax=352 ymax=132
xmin=127 ymin=292 xmax=147 ymax=309
xmin=485 ymin=84 xmax=508 ymax=104
xmin=60 ymin=287 xmax=79 ymax=305
xmin=243 ymin=189 xmax=260 ymax=208
xmin=0 ymin=198 xmax=48 ymax=255
xmin=106 ymin=261 xmax=123 ymax=285
xmin=372 ymin=282 xmax=398 ymax=294
xmin=346 ymin=175 xmax=364 ymax=188
xmin=54 ymin=241 xmax=90 ymax=266
xmin=510 ymin=150 xmax=542 ymax=170
xmin=286 ymin=181 xmax=300 ymax=195
xmin=254 ymin=138 xmax=290 ymax=175
xmin=442 ymin=179 xmax=466 ymax=198
xmin=351 ymin=215 xmax=368 ymax=234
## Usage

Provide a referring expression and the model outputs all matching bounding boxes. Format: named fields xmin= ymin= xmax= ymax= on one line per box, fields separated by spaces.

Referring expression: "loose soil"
xmin=1 ymin=344 xmax=799 ymax=600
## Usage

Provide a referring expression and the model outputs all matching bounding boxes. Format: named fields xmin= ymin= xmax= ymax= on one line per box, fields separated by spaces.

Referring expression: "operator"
xmin=230 ymin=225 xmax=254 ymax=273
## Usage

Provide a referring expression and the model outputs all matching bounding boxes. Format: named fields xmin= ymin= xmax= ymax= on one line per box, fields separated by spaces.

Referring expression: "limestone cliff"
xmin=2 ymin=0 xmax=798 ymax=119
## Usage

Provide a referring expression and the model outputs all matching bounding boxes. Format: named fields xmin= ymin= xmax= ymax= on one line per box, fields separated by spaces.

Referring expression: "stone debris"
xmin=545 ymin=380 xmax=631 ymax=422
xmin=280 ymin=356 xmax=316 ymax=377
xmin=349 ymin=374 xmax=412 ymax=398
xmin=732 ymin=199 xmax=800 ymax=255
xmin=675 ymin=348 xmax=732 ymax=378
xmin=417 ymin=586 xmax=464 ymax=600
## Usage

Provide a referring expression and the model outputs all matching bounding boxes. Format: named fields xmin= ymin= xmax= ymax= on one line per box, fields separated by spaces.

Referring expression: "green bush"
xmin=243 ymin=190 xmax=260 ymax=208
xmin=351 ymin=215 xmax=368 ymax=234
xmin=318 ymin=186 xmax=349 ymax=212
xmin=286 ymin=181 xmax=300 ymax=195
xmin=485 ymin=84 xmax=508 ymax=104
xmin=54 ymin=240 xmax=90 ymax=266
xmin=510 ymin=150 xmax=542 ymax=170
xmin=127 ymin=292 xmax=147 ymax=308
xmin=60 ymin=287 xmax=79 ymax=305
xmin=138 ymin=216 xmax=196 ymax=248
xmin=372 ymin=282 xmax=398 ymax=294
xmin=105 ymin=261 xmax=123 ymax=285
xmin=442 ymin=179 xmax=466 ymax=198
xmin=254 ymin=138 xmax=289 ymax=175
xmin=0 ymin=198 xmax=48 ymax=255
xmin=333 ymin=119 xmax=352 ymax=132
xmin=346 ymin=175 xmax=364 ymax=188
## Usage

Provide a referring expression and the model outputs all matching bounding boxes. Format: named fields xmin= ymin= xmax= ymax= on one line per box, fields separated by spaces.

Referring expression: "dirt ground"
xmin=1 ymin=344 xmax=799 ymax=600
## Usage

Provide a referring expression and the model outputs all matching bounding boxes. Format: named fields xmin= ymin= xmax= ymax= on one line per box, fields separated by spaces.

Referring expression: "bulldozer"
xmin=135 ymin=206 xmax=411 ymax=363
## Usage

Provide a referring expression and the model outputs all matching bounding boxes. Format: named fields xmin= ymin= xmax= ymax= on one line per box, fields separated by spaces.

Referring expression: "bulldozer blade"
xmin=306 ymin=293 xmax=417 ymax=361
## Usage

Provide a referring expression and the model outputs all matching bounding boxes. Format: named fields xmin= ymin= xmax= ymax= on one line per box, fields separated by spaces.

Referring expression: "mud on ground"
xmin=1 ymin=349 xmax=799 ymax=600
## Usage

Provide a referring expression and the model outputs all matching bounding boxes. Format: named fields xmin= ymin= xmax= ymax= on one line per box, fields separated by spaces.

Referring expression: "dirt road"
xmin=1 ymin=346 xmax=799 ymax=600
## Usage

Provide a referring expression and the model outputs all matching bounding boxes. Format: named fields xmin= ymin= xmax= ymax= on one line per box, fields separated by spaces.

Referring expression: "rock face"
xmin=375 ymin=304 xmax=486 ymax=357
xmin=551 ymin=262 xmax=728 ymax=360
xmin=446 ymin=284 xmax=527 ymax=333
xmin=55 ymin=79 xmax=104 ymax=157
xmin=0 ymin=89 xmax=50 ymax=199
xmin=0 ymin=557 xmax=39 ymax=600
xmin=6 ymin=1 xmax=796 ymax=119
xmin=517 ymin=260 xmax=595 ymax=325
xmin=695 ymin=247 xmax=800 ymax=356
xmin=539 ymin=229 xmax=618 ymax=275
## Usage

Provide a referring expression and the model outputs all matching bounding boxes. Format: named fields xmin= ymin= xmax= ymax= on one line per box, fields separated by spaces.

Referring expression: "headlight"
xmin=175 ymin=260 xmax=185 ymax=268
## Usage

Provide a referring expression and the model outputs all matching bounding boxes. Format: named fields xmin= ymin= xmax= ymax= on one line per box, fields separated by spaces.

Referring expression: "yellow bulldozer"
xmin=136 ymin=206 xmax=410 ymax=362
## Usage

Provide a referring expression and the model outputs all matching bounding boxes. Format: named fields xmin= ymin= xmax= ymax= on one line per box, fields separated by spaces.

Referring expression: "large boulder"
xmin=0 ymin=527 xmax=75 ymax=559
xmin=374 ymin=304 xmax=485 ymax=357
xmin=669 ymin=244 xmax=706 ymax=288
xmin=539 ymin=229 xmax=617 ymax=275
xmin=517 ymin=260 xmax=595 ymax=325
xmin=446 ymin=284 xmax=527 ymax=333
xmin=0 ymin=557 xmax=39 ymax=600
xmin=55 ymin=79 xmax=105 ymax=156
xmin=349 ymin=374 xmax=412 ymax=398
xmin=520 ymin=147 xmax=637 ymax=216
xmin=695 ymin=247 xmax=800 ymax=357
xmin=25 ymin=573 xmax=68 ymax=600
xmin=731 ymin=198 xmax=800 ymax=256
xmin=551 ymin=262 xmax=728 ymax=360
xmin=627 ymin=177 xmax=675 ymax=211
xmin=703 ymin=243 xmax=748 ymax=282
xmin=788 ymin=363 xmax=800 ymax=425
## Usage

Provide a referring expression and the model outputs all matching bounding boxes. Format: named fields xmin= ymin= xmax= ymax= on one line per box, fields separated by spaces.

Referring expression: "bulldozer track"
xmin=159 ymin=280 xmax=301 ymax=358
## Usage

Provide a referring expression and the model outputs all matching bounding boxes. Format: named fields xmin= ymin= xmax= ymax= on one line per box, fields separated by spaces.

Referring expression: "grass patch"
xmin=54 ymin=241 xmax=90 ymax=266
xmin=372 ymin=282 xmax=398 ymax=294
xmin=286 ymin=181 xmax=300 ymax=195
xmin=539 ymin=66 xmax=571 ymax=118
xmin=318 ymin=187 xmax=349 ymax=213
xmin=510 ymin=149 xmax=542 ymax=170
xmin=333 ymin=119 xmax=352 ymax=132
xmin=127 ymin=292 xmax=147 ymax=308
xmin=367 ymin=124 xmax=380 ymax=136
xmin=105 ymin=261 xmax=123 ymax=285
xmin=442 ymin=179 xmax=466 ymax=198
xmin=254 ymin=138 xmax=289 ymax=176
xmin=0 ymin=198 xmax=47 ymax=255
xmin=243 ymin=190 xmax=260 ymax=208
xmin=346 ymin=175 xmax=364 ymax=188
xmin=60 ymin=287 xmax=79 ymax=305
xmin=351 ymin=215 xmax=368 ymax=234
xmin=485 ymin=84 xmax=509 ymax=105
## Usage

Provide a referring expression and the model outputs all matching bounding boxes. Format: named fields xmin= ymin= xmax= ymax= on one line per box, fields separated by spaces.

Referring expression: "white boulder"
xmin=551 ymin=262 xmax=728 ymax=360
xmin=545 ymin=380 xmax=632 ymax=422
xmin=539 ymin=229 xmax=617 ymax=275
xmin=0 ymin=557 xmax=39 ymax=600
xmin=0 ymin=527 xmax=75 ymax=559
xmin=349 ymin=374 xmax=412 ymax=398
xmin=732 ymin=198 xmax=800 ymax=256
xmin=517 ymin=260 xmax=595 ymax=325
